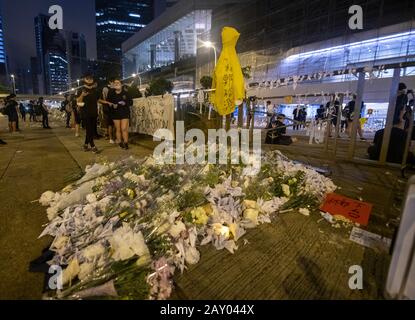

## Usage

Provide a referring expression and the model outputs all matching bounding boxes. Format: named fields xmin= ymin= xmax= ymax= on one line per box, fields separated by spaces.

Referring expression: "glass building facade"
xmin=273 ymin=30 xmax=415 ymax=83
xmin=96 ymin=0 xmax=153 ymax=78
xmin=46 ymin=53 xmax=69 ymax=95
xmin=123 ymin=9 xmax=212 ymax=75
xmin=0 ymin=12 xmax=5 ymax=64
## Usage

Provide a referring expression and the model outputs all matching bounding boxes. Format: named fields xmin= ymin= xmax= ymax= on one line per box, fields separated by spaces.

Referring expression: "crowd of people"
xmin=261 ymin=84 xmax=414 ymax=166
xmin=0 ymin=73 xmax=142 ymax=151
xmin=59 ymin=73 xmax=141 ymax=153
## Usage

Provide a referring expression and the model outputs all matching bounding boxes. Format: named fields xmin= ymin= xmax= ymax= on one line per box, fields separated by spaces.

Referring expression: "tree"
xmin=200 ymin=76 xmax=213 ymax=90
xmin=145 ymin=78 xmax=174 ymax=97
xmin=0 ymin=83 xmax=10 ymax=94
xmin=242 ymin=66 xmax=251 ymax=79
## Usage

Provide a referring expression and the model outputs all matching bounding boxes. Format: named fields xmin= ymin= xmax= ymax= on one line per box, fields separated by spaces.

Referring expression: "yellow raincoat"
xmin=210 ymin=27 xmax=245 ymax=116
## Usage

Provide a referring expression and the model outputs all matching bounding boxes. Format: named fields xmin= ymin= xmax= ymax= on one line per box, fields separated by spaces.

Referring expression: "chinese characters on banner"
xmin=130 ymin=94 xmax=175 ymax=137
xmin=320 ymin=193 xmax=373 ymax=226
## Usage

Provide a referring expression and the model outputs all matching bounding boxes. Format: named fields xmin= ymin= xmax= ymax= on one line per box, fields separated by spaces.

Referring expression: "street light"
xmin=132 ymin=73 xmax=143 ymax=92
xmin=201 ymin=41 xmax=217 ymax=66
xmin=77 ymin=79 xmax=80 ymax=87
xmin=10 ymin=74 xmax=16 ymax=94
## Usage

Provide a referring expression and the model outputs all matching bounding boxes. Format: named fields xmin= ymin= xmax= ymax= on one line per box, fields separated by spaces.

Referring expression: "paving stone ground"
xmin=0 ymin=115 xmax=411 ymax=299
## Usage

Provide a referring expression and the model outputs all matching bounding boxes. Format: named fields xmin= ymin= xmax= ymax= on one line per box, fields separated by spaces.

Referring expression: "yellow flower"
xmin=212 ymin=223 xmax=230 ymax=238
xmin=243 ymin=200 xmax=258 ymax=210
xmin=191 ymin=207 xmax=209 ymax=225
xmin=243 ymin=208 xmax=259 ymax=225
xmin=126 ymin=188 xmax=135 ymax=199
xmin=119 ymin=211 xmax=129 ymax=219
xmin=282 ymin=184 xmax=291 ymax=197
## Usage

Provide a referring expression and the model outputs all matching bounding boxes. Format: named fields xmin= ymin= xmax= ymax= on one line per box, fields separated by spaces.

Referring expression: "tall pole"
xmin=348 ymin=72 xmax=366 ymax=160
xmin=212 ymin=46 xmax=217 ymax=67
xmin=379 ymin=68 xmax=401 ymax=164
xmin=11 ymin=75 xmax=16 ymax=94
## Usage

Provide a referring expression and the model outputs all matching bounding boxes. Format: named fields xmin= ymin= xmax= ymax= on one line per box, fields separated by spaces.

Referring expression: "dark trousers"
xmin=66 ymin=112 xmax=71 ymax=127
xmin=42 ymin=113 xmax=49 ymax=128
xmin=84 ymin=116 xmax=96 ymax=147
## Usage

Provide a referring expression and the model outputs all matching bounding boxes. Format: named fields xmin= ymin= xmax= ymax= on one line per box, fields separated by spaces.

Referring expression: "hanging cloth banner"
xmin=130 ymin=94 xmax=175 ymax=136
xmin=211 ymin=27 xmax=245 ymax=116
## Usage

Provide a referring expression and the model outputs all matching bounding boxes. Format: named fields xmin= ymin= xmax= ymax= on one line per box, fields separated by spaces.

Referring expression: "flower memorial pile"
xmin=38 ymin=150 xmax=336 ymax=300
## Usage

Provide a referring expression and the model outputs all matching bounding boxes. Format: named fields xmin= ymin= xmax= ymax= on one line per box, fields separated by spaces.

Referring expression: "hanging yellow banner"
xmin=210 ymin=27 xmax=245 ymax=116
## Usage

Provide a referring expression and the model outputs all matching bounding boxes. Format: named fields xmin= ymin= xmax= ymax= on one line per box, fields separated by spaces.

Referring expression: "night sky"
xmin=0 ymin=0 xmax=97 ymax=71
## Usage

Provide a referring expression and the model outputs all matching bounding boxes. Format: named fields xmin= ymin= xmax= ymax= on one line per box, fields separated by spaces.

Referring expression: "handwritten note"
xmin=130 ymin=94 xmax=175 ymax=136
xmin=320 ymin=193 xmax=373 ymax=226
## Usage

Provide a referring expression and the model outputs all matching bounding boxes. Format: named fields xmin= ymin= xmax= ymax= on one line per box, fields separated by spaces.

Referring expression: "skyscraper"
xmin=34 ymin=14 xmax=69 ymax=94
xmin=65 ymin=31 xmax=87 ymax=87
xmin=0 ymin=6 xmax=8 ymax=88
xmin=95 ymin=0 xmax=154 ymax=80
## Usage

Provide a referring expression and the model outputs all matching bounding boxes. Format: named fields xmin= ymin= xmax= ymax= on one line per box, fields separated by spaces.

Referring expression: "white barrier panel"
xmin=386 ymin=176 xmax=415 ymax=299
xmin=130 ymin=94 xmax=175 ymax=137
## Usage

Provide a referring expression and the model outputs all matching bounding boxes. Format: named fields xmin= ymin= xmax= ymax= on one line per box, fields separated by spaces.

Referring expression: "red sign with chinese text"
xmin=320 ymin=193 xmax=373 ymax=226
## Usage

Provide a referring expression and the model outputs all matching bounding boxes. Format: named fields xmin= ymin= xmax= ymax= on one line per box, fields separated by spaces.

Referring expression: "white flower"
xmin=82 ymin=243 xmax=106 ymax=261
xmin=212 ymin=223 xmax=230 ymax=237
xmin=52 ymin=236 xmax=69 ymax=251
xmin=97 ymin=196 xmax=112 ymax=211
xmin=299 ymin=208 xmax=310 ymax=216
xmin=86 ymin=194 xmax=97 ymax=204
xmin=109 ymin=223 xmax=150 ymax=261
xmin=78 ymin=262 xmax=94 ymax=281
xmin=120 ymin=201 xmax=130 ymax=209
xmin=39 ymin=191 xmax=56 ymax=206
xmin=169 ymin=221 xmax=186 ymax=238
xmin=282 ymin=184 xmax=291 ymax=197
xmin=47 ymin=207 xmax=59 ymax=221
xmin=62 ymin=258 xmax=80 ymax=285
xmin=184 ymin=246 xmax=200 ymax=265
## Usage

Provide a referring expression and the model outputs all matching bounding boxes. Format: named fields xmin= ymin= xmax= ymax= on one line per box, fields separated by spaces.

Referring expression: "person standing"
xmin=19 ymin=103 xmax=26 ymax=122
xmin=101 ymin=78 xmax=115 ymax=143
xmin=77 ymin=74 xmax=100 ymax=153
xmin=266 ymin=100 xmax=274 ymax=128
xmin=394 ymin=83 xmax=408 ymax=125
xmin=5 ymin=94 xmax=19 ymax=133
xmin=28 ymin=101 xmax=35 ymax=122
xmin=292 ymin=105 xmax=302 ymax=130
xmin=69 ymin=95 xmax=81 ymax=137
xmin=346 ymin=94 xmax=365 ymax=140
xmin=104 ymin=79 xmax=132 ymax=150
xmin=61 ymin=95 xmax=72 ymax=128
xmin=39 ymin=97 xmax=51 ymax=129
xmin=300 ymin=107 xmax=307 ymax=129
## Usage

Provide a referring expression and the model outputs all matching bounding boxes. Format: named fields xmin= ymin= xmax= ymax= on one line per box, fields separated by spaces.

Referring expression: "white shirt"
xmin=267 ymin=104 xmax=274 ymax=114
